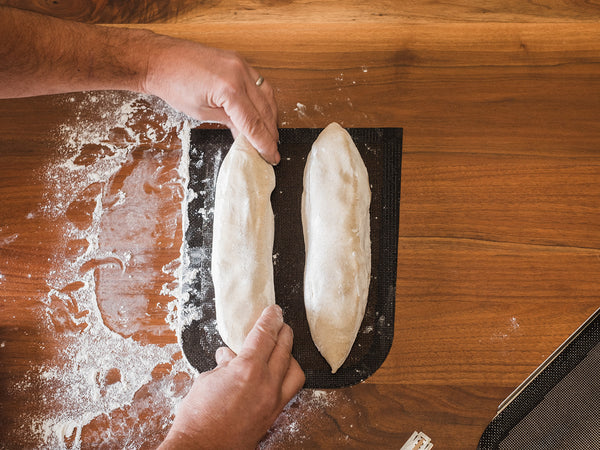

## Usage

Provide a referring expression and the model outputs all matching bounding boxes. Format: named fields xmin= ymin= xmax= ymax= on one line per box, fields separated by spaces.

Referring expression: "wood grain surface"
xmin=1 ymin=2 xmax=599 ymax=449
xmin=4 ymin=0 xmax=600 ymax=23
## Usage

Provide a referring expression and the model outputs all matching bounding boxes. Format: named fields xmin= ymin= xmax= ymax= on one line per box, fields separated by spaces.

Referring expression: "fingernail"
xmin=215 ymin=347 xmax=226 ymax=363
xmin=272 ymin=152 xmax=281 ymax=166
xmin=266 ymin=304 xmax=283 ymax=321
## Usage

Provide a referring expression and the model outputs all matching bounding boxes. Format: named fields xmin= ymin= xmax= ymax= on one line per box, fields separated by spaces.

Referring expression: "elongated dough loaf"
xmin=212 ymin=135 xmax=276 ymax=354
xmin=302 ymin=122 xmax=371 ymax=373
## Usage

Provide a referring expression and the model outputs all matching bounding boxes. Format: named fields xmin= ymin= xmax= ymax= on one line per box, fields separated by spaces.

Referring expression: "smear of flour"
xmin=12 ymin=91 xmax=343 ymax=448
xmin=177 ymin=136 xmax=226 ymax=362
xmin=11 ymin=92 xmax=197 ymax=449
xmin=260 ymin=389 xmax=349 ymax=448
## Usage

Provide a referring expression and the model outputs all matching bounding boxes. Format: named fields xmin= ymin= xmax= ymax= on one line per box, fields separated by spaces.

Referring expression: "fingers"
xmin=144 ymin=40 xmax=280 ymax=164
xmin=281 ymin=357 xmax=305 ymax=407
xmin=245 ymin=67 xmax=279 ymax=141
xmin=222 ymin=94 xmax=280 ymax=165
xmin=221 ymin=58 xmax=280 ymax=165
xmin=268 ymin=323 xmax=294 ymax=381
xmin=239 ymin=304 xmax=284 ymax=364
xmin=230 ymin=303 xmax=304 ymax=398
xmin=242 ymin=305 xmax=304 ymax=403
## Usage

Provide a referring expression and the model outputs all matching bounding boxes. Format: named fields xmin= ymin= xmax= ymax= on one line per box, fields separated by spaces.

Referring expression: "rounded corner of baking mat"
xmin=182 ymin=126 xmax=403 ymax=389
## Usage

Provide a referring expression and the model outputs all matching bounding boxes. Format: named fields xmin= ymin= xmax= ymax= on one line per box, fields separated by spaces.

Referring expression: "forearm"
xmin=0 ymin=6 xmax=281 ymax=163
xmin=0 ymin=6 xmax=151 ymax=98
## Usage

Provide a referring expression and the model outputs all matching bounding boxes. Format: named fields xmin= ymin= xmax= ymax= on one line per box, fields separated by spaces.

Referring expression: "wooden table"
xmin=1 ymin=2 xmax=599 ymax=448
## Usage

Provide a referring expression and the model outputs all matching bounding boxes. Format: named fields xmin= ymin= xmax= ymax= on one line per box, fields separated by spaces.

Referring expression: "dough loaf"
xmin=211 ymin=135 xmax=276 ymax=354
xmin=302 ymin=122 xmax=371 ymax=373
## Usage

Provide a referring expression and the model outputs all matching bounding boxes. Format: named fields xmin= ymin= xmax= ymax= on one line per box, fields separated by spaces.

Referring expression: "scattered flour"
xmin=293 ymin=102 xmax=307 ymax=119
xmin=13 ymin=92 xmax=196 ymax=448
xmin=259 ymin=389 xmax=345 ymax=448
xmin=8 ymin=91 xmax=347 ymax=448
xmin=0 ymin=233 xmax=19 ymax=247
xmin=491 ymin=316 xmax=522 ymax=342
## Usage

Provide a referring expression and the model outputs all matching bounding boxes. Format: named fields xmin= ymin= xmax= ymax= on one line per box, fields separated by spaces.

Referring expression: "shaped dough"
xmin=302 ymin=122 xmax=371 ymax=373
xmin=212 ymin=135 xmax=275 ymax=354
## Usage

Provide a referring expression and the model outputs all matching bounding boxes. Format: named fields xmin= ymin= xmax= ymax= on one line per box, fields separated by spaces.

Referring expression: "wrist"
xmin=99 ymin=26 xmax=157 ymax=95
xmin=138 ymin=32 xmax=178 ymax=100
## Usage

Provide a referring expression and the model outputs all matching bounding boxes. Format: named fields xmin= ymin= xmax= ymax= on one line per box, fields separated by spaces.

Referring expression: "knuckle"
xmin=234 ymin=357 xmax=262 ymax=384
xmin=263 ymin=81 xmax=275 ymax=97
xmin=223 ymin=50 xmax=246 ymax=71
xmin=225 ymin=48 xmax=242 ymax=60
xmin=256 ymin=322 xmax=278 ymax=342
xmin=220 ymin=78 xmax=243 ymax=99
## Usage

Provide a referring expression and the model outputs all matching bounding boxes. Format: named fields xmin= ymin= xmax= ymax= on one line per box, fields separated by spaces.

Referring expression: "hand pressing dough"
xmin=302 ymin=122 xmax=371 ymax=373
xmin=212 ymin=135 xmax=276 ymax=355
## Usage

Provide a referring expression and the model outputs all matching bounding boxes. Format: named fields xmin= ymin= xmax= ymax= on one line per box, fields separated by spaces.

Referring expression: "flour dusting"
xmin=11 ymin=91 xmax=340 ymax=448
xmin=14 ymin=92 xmax=196 ymax=448
xmin=260 ymin=389 xmax=343 ymax=448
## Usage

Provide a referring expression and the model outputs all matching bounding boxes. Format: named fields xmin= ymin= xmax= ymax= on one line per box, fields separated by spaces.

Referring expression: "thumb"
xmin=215 ymin=346 xmax=236 ymax=366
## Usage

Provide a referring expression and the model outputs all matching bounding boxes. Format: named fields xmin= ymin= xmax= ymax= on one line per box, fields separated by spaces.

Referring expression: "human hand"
xmin=159 ymin=305 xmax=305 ymax=449
xmin=143 ymin=35 xmax=280 ymax=164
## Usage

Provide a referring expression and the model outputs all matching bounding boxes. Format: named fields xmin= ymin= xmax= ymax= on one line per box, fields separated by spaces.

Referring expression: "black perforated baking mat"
xmin=181 ymin=127 xmax=402 ymax=388
xmin=478 ymin=308 xmax=600 ymax=449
